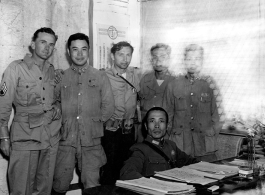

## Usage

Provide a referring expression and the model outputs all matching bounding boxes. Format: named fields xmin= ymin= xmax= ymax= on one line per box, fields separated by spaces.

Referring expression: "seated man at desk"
xmin=120 ymin=107 xmax=199 ymax=180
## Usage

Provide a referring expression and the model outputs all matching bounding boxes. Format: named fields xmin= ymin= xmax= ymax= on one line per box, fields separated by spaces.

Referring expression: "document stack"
xmin=154 ymin=162 xmax=239 ymax=185
xmin=116 ymin=177 xmax=195 ymax=195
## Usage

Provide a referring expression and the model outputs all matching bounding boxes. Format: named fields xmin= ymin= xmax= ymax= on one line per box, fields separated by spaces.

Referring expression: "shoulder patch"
xmin=0 ymin=82 xmax=8 ymax=96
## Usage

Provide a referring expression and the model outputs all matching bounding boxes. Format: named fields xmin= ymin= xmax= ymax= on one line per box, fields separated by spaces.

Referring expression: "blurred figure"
xmin=101 ymin=41 xmax=141 ymax=185
xmin=0 ymin=27 xmax=61 ymax=195
xmin=52 ymin=33 xmax=114 ymax=194
xmin=163 ymin=44 xmax=222 ymax=162
xmin=120 ymin=107 xmax=198 ymax=180
xmin=138 ymin=43 xmax=175 ymax=142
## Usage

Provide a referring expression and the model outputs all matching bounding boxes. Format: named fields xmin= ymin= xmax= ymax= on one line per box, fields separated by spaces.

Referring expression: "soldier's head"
xmin=144 ymin=107 xmax=168 ymax=140
xmin=67 ymin=33 xmax=90 ymax=67
xmin=110 ymin=42 xmax=134 ymax=72
xmin=184 ymin=44 xmax=204 ymax=74
xmin=150 ymin=43 xmax=171 ymax=73
xmin=31 ymin=27 xmax=58 ymax=61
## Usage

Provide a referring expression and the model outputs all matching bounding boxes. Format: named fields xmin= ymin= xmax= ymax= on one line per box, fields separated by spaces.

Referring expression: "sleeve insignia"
xmin=0 ymin=82 xmax=8 ymax=96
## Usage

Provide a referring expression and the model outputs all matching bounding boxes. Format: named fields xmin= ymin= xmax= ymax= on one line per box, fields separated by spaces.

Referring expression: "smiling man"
xmin=0 ymin=27 xmax=61 ymax=195
xmin=120 ymin=107 xmax=198 ymax=180
xmin=52 ymin=33 xmax=114 ymax=194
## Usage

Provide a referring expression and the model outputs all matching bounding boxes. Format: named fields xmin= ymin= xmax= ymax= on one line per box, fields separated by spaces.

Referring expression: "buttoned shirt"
xmin=162 ymin=74 xmax=221 ymax=157
xmin=139 ymin=71 xmax=175 ymax=118
xmin=0 ymin=54 xmax=61 ymax=150
xmin=56 ymin=63 xmax=114 ymax=147
xmin=105 ymin=67 xmax=140 ymax=122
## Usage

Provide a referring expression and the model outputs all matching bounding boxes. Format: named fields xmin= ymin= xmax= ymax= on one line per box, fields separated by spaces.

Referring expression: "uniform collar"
xmin=71 ymin=63 xmax=89 ymax=74
xmin=146 ymin=135 xmax=165 ymax=148
xmin=23 ymin=54 xmax=51 ymax=70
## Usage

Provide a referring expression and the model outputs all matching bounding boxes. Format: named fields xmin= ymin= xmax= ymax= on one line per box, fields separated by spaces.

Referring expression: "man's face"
xmin=184 ymin=50 xmax=203 ymax=74
xmin=68 ymin=39 xmax=89 ymax=66
xmin=151 ymin=48 xmax=170 ymax=73
xmin=31 ymin=32 xmax=56 ymax=61
xmin=146 ymin=110 xmax=167 ymax=140
xmin=111 ymin=46 xmax=133 ymax=70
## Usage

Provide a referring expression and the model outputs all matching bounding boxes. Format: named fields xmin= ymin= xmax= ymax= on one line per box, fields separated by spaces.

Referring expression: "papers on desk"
xmin=154 ymin=162 xmax=239 ymax=185
xmin=155 ymin=167 xmax=218 ymax=185
xmin=185 ymin=161 xmax=239 ymax=179
xmin=116 ymin=177 xmax=195 ymax=195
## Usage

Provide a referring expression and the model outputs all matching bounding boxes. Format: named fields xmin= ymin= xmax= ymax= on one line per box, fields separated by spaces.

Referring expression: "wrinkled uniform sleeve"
xmin=210 ymin=87 xmax=221 ymax=135
xmin=120 ymin=147 xmax=145 ymax=180
xmin=162 ymin=81 xmax=175 ymax=134
xmin=101 ymin=72 xmax=115 ymax=122
xmin=0 ymin=64 xmax=17 ymax=138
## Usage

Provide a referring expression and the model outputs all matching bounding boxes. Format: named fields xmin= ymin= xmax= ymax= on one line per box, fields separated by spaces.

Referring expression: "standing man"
xmin=101 ymin=41 xmax=141 ymax=185
xmin=138 ymin=43 xmax=175 ymax=141
xmin=52 ymin=33 xmax=114 ymax=194
xmin=163 ymin=44 xmax=221 ymax=162
xmin=0 ymin=27 xmax=61 ymax=195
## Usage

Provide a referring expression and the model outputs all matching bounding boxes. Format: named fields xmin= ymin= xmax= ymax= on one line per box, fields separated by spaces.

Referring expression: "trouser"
xmin=100 ymin=127 xmax=135 ymax=185
xmin=52 ymin=144 xmax=106 ymax=193
xmin=8 ymin=143 xmax=59 ymax=195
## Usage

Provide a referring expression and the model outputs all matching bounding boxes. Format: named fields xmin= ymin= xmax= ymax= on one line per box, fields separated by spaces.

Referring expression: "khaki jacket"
xmin=163 ymin=74 xmax=221 ymax=157
xmin=0 ymin=54 xmax=61 ymax=150
xmin=139 ymin=71 xmax=175 ymax=118
xmin=57 ymin=64 xmax=114 ymax=147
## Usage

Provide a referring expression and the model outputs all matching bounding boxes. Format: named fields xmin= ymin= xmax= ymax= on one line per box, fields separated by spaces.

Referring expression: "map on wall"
xmin=97 ymin=24 xmax=128 ymax=69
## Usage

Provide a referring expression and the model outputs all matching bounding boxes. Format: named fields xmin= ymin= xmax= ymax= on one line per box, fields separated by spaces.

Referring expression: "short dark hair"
xmin=144 ymin=107 xmax=169 ymax=125
xmin=110 ymin=41 xmax=134 ymax=55
xmin=184 ymin=44 xmax=204 ymax=59
xmin=67 ymin=33 xmax=89 ymax=50
xmin=150 ymin=43 xmax=171 ymax=56
xmin=32 ymin=27 xmax=58 ymax=42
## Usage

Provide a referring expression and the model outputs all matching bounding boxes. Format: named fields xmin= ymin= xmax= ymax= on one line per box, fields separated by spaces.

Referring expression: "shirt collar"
xmin=23 ymin=54 xmax=51 ymax=70
xmin=71 ymin=63 xmax=89 ymax=74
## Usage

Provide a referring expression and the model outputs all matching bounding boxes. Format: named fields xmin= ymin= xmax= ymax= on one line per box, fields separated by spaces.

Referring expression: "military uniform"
xmin=52 ymin=64 xmax=114 ymax=192
xmin=120 ymin=135 xmax=198 ymax=180
xmin=139 ymin=71 xmax=175 ymax=119
xmin=162 ymin=74 xmax=221 ymax=162
xmin=101 ymin=66 xmax=141 ymax=185
xmin=0 ymin=54 xmax=61 ymax=195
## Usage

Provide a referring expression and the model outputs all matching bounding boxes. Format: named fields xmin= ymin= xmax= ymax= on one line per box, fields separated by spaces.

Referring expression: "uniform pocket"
xmin=28 ymin=112 xmax=44 ymax=128
xmin=174 ymin=95 xmax=187 ymax=111
xmin=27 ymin=92 xmax=42 ymax=106
xmin=146 ymin=157 xmax=167 ymax=176
xmin=199 ymin=94 xmax=211 ymax=113
xmin=205 ymin=129 xmax=216 ymax=153
xmin=91 ymin=117 xmax=104 ymax=138
xmin=17 ymin=81 xmax=37 ymax=105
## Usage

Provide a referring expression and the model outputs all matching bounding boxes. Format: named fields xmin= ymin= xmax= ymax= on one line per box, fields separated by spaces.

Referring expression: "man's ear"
xmin=67 ymin=49 xmax=70 ymax=56
xmin=144 ymin=123 xmax=147 ymax=130
xmin=110 ymin=53 xmax=114 ymax=61
xmin=31 ymin=41 xmax=35 ymax=50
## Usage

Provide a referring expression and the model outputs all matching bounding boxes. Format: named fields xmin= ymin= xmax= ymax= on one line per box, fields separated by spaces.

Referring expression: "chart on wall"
xmin=97 ymin=24 xmax=128 ymax=69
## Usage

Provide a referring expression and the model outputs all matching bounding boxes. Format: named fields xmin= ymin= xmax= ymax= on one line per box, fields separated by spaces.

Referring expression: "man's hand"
xmin=54 ymin=69 xmax=64 ymax=84
xmin=52 ymin=105 xmax=61 ymax=120
xmin=0 ymin=139 xmax=10 ymax=157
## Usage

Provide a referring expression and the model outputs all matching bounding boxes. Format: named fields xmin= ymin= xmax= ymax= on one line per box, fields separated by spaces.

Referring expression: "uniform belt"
xmin=16 ymin=105 xmax=52 ymax=113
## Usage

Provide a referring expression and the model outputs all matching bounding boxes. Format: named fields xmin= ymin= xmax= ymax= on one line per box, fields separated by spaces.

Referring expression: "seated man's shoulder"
xmin=130 ymin=142 xmax=151 ymax=153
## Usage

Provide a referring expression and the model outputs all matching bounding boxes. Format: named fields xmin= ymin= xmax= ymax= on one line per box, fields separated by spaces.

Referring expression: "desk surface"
xmin=82 ymin=175 xmax=265 ymax=195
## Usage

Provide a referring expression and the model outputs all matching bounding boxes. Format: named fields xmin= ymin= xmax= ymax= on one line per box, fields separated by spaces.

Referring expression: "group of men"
xmin=0 ymin=27 xmax=221 ymax=195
